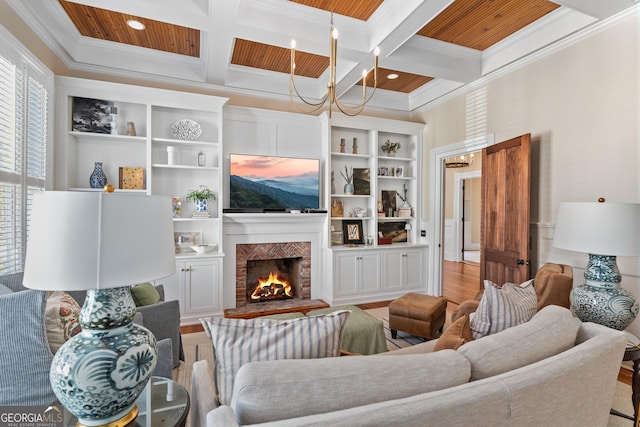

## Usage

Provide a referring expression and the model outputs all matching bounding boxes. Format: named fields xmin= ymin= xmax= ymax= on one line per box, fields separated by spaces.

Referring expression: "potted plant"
xmin=186 ymin=185 xmax=216 ymax=213
xmin=381 ymin=140 xmax=401 ymax=157
xmin=340 ymin=166 xmax=354 ymax=195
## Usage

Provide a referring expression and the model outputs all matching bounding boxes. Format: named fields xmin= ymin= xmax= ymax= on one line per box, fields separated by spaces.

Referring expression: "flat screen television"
xmin=229 ymin=153 xmax=320 ymax=210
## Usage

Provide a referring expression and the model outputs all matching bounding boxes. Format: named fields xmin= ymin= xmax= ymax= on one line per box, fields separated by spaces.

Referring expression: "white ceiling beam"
xmin=550 ymin=0 xmax=638 ymax=20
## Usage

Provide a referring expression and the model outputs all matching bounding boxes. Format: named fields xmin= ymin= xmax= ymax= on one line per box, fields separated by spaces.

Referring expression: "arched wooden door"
xmin=480 ymin=134 xmax=531 ymax=286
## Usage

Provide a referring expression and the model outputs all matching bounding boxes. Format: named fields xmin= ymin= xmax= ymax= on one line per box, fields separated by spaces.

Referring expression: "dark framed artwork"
xmin=378 ymin=221 xmax=408 ymax=242
xmin=342 ymin=219 xmax=364 ymax=244
xmin=353 ymin=168 xmax=370 ymax=195
xmin=72 ymin=97 xmax=114 ymax=134
xmin=381 ymin=190 xmax=397 ymax=217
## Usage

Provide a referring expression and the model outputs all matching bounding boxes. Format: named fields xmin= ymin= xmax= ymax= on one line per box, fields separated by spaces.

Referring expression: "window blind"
xmin=0 ymin=30 xmax=51 ymax=274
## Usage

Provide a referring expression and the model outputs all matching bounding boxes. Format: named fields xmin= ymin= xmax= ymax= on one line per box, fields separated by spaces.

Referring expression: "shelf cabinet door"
xmin=383 ymin=248 xmax=424 ymax=291
xmin=184 ymin=258 xmax=221 ymax=314
xmin=334 ymin=251 xmax=380 ymax=296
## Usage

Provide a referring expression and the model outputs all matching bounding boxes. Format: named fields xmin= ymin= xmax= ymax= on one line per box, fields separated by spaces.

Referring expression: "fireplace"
xmin=246 ymin=257 xmax=302 ymax=303
xmin=236 ymin=241 xmax=311 ymax=309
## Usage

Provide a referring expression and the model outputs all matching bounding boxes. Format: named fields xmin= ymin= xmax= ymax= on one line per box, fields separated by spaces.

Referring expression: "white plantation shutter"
xmin=0 ymin=28 xmax=52 ymax=274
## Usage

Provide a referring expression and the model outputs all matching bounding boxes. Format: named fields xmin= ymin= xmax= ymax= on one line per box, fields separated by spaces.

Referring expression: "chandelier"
xmin=445 ymin=153 xmax=475 ymax=168
xmin=290 ymin=12 xmax=379 ymax=117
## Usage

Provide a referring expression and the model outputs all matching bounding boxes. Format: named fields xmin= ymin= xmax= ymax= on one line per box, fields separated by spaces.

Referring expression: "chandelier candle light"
xmin=23 ymin=191 xmax=175 ymax=426
xmin=553 ymin=201 xmax=640 ymax=330
xmin=290 ymin=12 xmax=379 ymax=117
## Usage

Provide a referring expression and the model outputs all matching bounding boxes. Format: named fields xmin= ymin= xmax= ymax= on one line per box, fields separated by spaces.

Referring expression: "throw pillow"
xmin=200 ymin=310 xmax=350 ymax=406
xmin=0 ymin=290 xmax=57 ymax=405
xmin=44 ymin=291 xmax=82 ymax=353
xmin=469 ymin=279 xmax=537 ymax=339
xmin=130 ymin=282 xmax=160 ymax=307
xmin=433 ymin=314 xmax=473 ymax=351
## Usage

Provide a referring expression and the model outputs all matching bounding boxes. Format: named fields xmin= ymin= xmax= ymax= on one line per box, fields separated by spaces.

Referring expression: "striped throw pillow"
xmin=469 ymin=279 xmax=537 ymax=339
xmin=201 ymin=310 xmax=350 ymax=405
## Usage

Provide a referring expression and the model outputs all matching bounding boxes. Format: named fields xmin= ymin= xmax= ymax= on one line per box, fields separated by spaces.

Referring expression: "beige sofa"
xmin=190 ymin=305 xmax=626 ymax=427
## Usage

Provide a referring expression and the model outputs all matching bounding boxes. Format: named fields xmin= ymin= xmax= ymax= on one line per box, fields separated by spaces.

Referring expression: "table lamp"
xmin=553 ymin=201 xmax=640 ymax=330
xmin=23 ymin=191 xmax=175 ymax=426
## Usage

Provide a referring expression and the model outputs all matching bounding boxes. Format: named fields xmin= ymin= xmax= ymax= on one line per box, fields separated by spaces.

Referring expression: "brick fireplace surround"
xmin=235 ymin=241 xmax=311 ymax=308
xmin=223 ymin=213 xmax=327 ymax=317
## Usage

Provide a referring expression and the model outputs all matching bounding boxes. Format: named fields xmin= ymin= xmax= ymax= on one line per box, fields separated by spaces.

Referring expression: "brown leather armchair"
xmin=452 ymin=262 xmax=573 ymax=322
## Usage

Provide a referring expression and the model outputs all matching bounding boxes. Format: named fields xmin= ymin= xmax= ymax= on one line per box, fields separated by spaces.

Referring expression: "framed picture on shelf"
xmin=378 ymin=221 xmax=408 ymax=243
xmin=378 ymin=167 xmax=389 ymax=176
xmin=342 ymin=219 xmax=364 ymax=245
xmin=174 ymin=231 xmax=201 ymax=254
xmin=394 ymin=166 xmax=404 ymax=177
xmin=381 ymin=190 xmax=397 ymax=217
xmin=353 ymin=168 xmax=370 ymax=195
xmin=72 ymin=97 xmax=114 ymax=134
xmin=119 ymin=167 xmax=146 ymax=190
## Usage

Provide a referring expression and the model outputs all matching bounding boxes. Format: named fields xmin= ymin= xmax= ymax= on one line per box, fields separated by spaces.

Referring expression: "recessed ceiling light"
xmin=127 ymin=20 xmax=145 ymax=30
xmin=387 ymin=73 xmax=399 ymax=80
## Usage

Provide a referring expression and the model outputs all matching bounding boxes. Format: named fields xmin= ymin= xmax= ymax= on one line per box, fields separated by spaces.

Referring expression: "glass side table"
xmin=65 ymin=376 xmax=189 ymax=427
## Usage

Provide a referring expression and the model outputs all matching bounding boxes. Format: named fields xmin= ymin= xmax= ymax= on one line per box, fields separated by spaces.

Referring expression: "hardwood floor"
xmin=442 ymin=260 xmax=481 ymax=309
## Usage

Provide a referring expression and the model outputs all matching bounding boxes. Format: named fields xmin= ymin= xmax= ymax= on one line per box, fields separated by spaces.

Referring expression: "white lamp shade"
xmin=553 ymin=202 xmax=640 ymax=257
xmin=23 ymin=191 xmax=176 ymax=291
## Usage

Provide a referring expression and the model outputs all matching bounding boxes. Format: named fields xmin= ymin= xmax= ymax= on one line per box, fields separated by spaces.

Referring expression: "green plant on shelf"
xmin=381 ymin=139 xmax=401 ymax=154
xmin=186 ymin=185 xmax=216 ymax=203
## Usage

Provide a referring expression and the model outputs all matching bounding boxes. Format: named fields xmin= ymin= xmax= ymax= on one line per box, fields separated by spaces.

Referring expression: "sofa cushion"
xmin=0 ymin=283 xmax=13 ymax=295
xmin=458 ymin=305 xmax=578 ymax=380
xmin=201 ymin=310 xmax=350 ymax=406
xmin=231 ymin=349 xmax=471 ymax=425
xmin=0 ymin=290 xmax=57 ymax=405
xmin=44 ymin=291 xmax=82 ymax=353
xmin=130 ymin=282 xmax=160 ymax=307
xmin=434 ymin=314 xmax=473 ymax=351
xmin=470 ymin=279 xmax=537 ymax=339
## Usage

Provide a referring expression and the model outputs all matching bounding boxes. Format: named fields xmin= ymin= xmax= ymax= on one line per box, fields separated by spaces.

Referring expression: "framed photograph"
xmin=331 ymin=231 xmax=343 ymax=246
xmin=174 ymin=231 xmax=201 ymax=254
xmin=342 ymin=219 xmax=364 ymax=245
xmin=353 ymin=168 xmax=370 ymax=195
xmin=378 ymin=221 xmax=408 ymax=243
xmin=394 ymin=166 xmax=404 ymax=177
xmin=381 ymin=190 xmax=397 ymax=217
xmin=378 ymin=167 xmax=388 ymax=176
xmin=72 ymin=97 xmax=114 ymax=134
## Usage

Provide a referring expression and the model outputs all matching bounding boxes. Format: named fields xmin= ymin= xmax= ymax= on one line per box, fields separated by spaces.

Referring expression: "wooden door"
xmin=480 ymin=134 xmax=531 ymax=286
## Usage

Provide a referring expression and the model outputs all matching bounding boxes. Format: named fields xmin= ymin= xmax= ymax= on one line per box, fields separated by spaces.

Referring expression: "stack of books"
xmin=192 ymin=211 xmax=211 ymax=219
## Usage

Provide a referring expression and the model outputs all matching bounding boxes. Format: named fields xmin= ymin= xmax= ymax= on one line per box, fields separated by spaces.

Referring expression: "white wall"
xmin=414 ymin=10 xmax=640 ymax=335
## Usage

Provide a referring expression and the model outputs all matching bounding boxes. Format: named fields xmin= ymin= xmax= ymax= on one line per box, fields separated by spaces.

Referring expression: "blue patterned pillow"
xmin=0 ymin=290 xmax=57 ymax=405
xmin=201 ymin=310 xmax=350 ymax=405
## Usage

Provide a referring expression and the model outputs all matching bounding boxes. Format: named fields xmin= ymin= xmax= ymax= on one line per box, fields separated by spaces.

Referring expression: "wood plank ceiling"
xmin=59 ymin=0 xmax=562 ymax=94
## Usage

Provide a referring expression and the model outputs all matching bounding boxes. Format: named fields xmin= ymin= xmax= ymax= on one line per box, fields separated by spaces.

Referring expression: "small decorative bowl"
xmin=190 ymin=244 xmax=217 ymax=254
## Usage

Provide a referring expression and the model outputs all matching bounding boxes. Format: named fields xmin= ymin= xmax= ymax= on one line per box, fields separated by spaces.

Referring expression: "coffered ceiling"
xmin=7 ymin=0 xmax=638 ymax=113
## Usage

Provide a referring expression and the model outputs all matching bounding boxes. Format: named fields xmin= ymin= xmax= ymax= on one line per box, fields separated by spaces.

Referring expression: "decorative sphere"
xmin=104 ymin=184 xmax=115 ymax=192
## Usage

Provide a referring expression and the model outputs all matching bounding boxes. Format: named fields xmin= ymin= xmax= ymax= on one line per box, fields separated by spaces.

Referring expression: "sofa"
xmin=191 ymin=305 xmax=626 ymax=426
xmin=0 ymin=272 xmax=183 ymax=406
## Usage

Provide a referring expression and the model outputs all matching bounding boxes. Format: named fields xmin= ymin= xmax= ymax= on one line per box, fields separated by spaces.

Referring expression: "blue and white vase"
xmin=89 ymin=162 xmax=108 ymax=188
xmin=196 ymin=199 xmax=208 ymax=212
xmin=344 ymin=183 xmax=354 ymax=195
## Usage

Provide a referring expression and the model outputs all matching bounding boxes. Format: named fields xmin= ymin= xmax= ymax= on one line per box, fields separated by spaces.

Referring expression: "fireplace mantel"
xmin=223 ymin=213 xmax=326 ymax=310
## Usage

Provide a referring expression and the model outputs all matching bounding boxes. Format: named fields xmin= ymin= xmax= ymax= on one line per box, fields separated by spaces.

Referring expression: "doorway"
xmin=427 ymin=134 xmax=494 ymax=300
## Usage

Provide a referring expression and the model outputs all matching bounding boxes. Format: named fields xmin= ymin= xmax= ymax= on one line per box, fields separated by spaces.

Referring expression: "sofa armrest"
xmin=191 ymin=360 xmax=219 ymax=427
xmin=136 ymin=300 xmax=182 ymax=368
xmin=206 ymin=406 xmax=239 ymax=427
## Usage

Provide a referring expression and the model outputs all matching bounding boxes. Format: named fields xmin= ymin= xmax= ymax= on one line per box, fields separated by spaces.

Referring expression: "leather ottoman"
xmin=388 ymin=293 xmax=447 ymax=340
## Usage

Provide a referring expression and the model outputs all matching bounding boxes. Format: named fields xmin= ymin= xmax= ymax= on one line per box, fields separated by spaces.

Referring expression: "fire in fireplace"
xmin=250 ymin=271 xmax=292 ymax=302
xmin=246 ymin=257 xmax=302 ymax=304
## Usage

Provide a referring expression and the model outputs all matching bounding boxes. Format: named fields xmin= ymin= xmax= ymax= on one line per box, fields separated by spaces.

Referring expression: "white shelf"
xmin=330 ymin=194 xmax=371 ymax=198
xmin=69 ymin=131 xmax=146 ymax=143
xmin=152 ymin=137 xmax=219 ymax=146
xmin=331 ymin=152 xmax=371 ymax=159
xmin=173 ymin=217 xmax=219 ymax=222
xmin=152 ymin=164 xmax=218 ymax=171
xmin=69 ymin=187 xmax=146 ymax=193
xmin=379 ymin=155 xmax=412 ymax=162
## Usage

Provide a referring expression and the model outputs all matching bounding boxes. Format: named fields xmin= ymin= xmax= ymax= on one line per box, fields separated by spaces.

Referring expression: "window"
xmin=0 ymin=27 xmax=52 ymax=274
